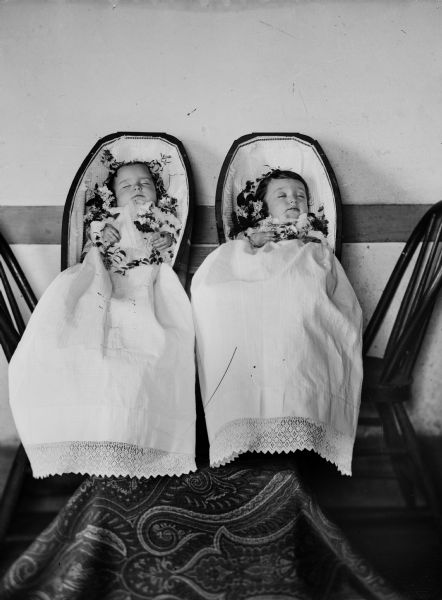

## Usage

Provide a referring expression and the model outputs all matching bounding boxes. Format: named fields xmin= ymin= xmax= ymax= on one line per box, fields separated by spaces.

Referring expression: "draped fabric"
xmin=191 ymin=239 xmax=363 ymax=475
xmin=9 ymin=206 xmax=196 ymax=479
xmin=0 ymin=459 xmax=403 ymax=600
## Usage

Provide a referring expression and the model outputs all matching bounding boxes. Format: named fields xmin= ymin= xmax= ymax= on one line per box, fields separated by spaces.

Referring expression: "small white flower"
xmin=258 ymin=217 xmax=274 ymax=232
xmin=136 ymin=202 xmax=154 ymax=216
xmin=308 ymin=230 xmax=325 ymax=240
xmin=287 ymin=224 xmax=298 ymax=234
xmin=296 ymin=212 xmax=309 ymax=229
xmin=97 ymin=186 xmax=111 ymax=200
xmin=90 ymin=221 xmax=106 ymax=235
xmin=252 ymin=200 xmax=263 ymax=216
xmin=148 ymin=160 xmax=162 ymax=174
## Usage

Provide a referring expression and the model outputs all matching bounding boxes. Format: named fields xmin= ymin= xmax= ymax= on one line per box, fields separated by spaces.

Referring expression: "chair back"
xmin=215 ymin=133 xmax=342 ymax=256
xmin=61 ymin=132 xmax=195 ymax=284
xmin=363 ymin=201 xmax=442 ymax=383
xmin=0 ymin=232 xmax=37 ymax=360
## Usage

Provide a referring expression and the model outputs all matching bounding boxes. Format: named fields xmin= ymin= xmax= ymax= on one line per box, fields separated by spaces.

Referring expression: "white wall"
xmin=1 ymin=0 xmax=442 ymax=443
xmin=2 ymin=0 xmax=442 ymax=208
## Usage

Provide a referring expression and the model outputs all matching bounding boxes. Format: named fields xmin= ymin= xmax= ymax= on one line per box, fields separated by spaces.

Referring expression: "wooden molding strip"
xmin=194 ymin=204 xmax=433 ymax=244
xmin=341 ymin=204 xmax=432 ymax=244
xmin=0 ymin=204 xmax=433 ymax=245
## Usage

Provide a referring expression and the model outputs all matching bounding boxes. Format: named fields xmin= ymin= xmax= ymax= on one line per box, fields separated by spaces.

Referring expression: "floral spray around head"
xmin=231 ymin=166 xmax=329 ymax=243
xmin=83 ymin=149 xmax=181 ymax=272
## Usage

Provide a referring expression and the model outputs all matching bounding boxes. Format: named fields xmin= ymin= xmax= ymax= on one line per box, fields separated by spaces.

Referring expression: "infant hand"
xmin=151 ymin=232 xmax=173 ymax=251
xmin=100 ymin=224 xmax=120 ymax=247
xmin=249 ymin=231 xmax=276 ymax=248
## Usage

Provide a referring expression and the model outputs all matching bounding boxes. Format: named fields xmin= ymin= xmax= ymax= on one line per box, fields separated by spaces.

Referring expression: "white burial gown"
xmin=9 ymin=206 xmax=196 ymax=478
xmin=191 ymin=238 xmax=362 ymax=476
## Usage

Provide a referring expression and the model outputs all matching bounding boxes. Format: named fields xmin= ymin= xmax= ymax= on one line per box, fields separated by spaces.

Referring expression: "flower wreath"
xmin=83 ymin=149 xmax=181 ymax=272
xmin=230 ymin=167 xmax=329 ymax=243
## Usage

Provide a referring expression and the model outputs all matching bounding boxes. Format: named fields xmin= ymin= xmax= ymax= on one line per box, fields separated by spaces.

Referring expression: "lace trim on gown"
xmin=209 ymin=416 xmax=353 ymax=476
xmin=27 ymin=441 xmax=197 ymax=479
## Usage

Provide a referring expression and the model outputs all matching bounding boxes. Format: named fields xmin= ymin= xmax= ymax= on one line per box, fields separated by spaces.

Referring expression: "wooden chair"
xmin=0 ymin=230 xmax=37 ymax=544
xmin=361 ymin=200 xmax=442 ymax=525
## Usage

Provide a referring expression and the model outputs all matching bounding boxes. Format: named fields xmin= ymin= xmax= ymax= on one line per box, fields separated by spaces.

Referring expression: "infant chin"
xmin=273 ymin=211 xmax=308 ymax=225
xmin=278 ymin=209 xmax=302 ymax=223
xmin=133 ymin=196 xmax=148 ymax=205
xmin=133 ymin=197 xmax=156 ymax=209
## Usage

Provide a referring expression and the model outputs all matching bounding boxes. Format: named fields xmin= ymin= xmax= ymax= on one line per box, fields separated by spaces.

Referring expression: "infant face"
xmin=114 ymin=164 xmax=157 ymax=208
xmin=265 ymin=178 xmax=308 ymax=222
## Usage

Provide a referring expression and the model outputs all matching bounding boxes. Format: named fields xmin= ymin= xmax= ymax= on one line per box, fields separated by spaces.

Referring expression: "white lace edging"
xmin=209 ymin=417 xmax=354 ymax=476
xmin=27 ymin=441 xmax=197 ymax=479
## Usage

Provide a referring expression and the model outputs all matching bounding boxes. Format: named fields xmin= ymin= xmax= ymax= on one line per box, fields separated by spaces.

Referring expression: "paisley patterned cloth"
xmin=0 ymin=458 xmax=403 ymax=600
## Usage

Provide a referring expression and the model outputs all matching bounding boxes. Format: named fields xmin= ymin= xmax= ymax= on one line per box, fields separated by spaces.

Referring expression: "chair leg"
xmin=393 ymin=402 xmax=442 ymax=528
xmin=316 ymin=562 xmax=341 ymax=600
xmin=376 ymin=402 xmax=417 ymax=508
xmin=0 ymin=445 xmax=29 ymax=543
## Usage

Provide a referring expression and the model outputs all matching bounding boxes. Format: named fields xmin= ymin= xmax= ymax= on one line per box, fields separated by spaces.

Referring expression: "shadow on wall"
xmin=193 ymin=135 xmax=417 ymax=207
xmin=182 ymin=136 xmax=221 ymax=205
xmin=322 ymin=138 xmax=418 ymax=205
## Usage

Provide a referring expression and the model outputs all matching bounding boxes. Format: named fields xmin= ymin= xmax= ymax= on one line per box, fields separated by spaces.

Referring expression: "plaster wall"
xmin=1 ymin=0 xmax=442 ymax=207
